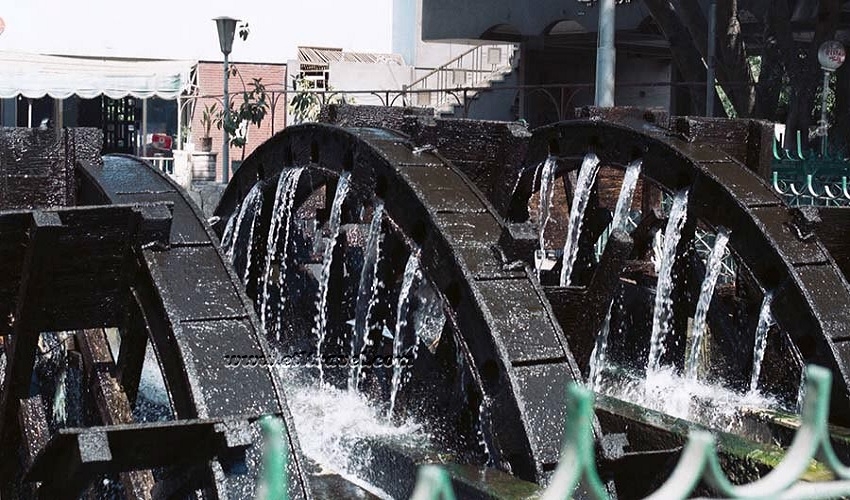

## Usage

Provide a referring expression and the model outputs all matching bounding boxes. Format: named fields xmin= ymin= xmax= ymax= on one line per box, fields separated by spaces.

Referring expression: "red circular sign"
xmin=819 ymin=41 xmax=846 ymax=71
xmin=0 ymin=18 xmax=5 ymax=36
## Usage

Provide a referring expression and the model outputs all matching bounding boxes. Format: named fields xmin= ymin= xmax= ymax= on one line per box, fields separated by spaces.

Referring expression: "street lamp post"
xmin=817 ymin=40 xmax=846 ymax=157
xmin=214 ymin=16 xmax=238 ymax=183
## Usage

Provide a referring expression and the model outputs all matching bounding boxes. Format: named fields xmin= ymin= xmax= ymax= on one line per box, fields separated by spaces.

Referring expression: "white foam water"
xmin=283 ymin=370 xmax=429 ymax=499
xmin=599 ymin=365 xmax=780 ymax=434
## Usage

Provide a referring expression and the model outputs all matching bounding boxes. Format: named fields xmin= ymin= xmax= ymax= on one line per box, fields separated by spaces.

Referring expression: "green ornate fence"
xmin=772 ymin=132 xmax=850 ymax=207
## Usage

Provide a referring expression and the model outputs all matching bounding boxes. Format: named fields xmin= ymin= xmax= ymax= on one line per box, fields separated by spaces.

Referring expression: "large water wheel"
xmin=0 ymin=153 xmax=310 ymax=499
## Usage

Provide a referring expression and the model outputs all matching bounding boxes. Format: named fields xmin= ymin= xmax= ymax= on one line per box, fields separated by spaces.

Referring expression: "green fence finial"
xmin=258 ymin=415 xmax=289 ymax=500
xmin=541 ymin=384 xmax=608 ymax=500
xmin=409 ymin=465 xmax=457 ymax=500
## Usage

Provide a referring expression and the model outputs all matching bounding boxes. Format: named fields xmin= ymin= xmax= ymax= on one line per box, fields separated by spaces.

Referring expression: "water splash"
xmin=684 ymin=227 xmax=731 ymax=381
xmin=314 ymin=173 xmax=351 ymax=385
xmin=52 ymin=365 xmax=67 ymax=425
xmin=476 ymin=396 xmax=495 ymax=467
xmin=260 ymin=168 xmax=304 ymax=337
xmin=388 ymin=251 xmax=422 ymax=417
xmin=602 ymin=365 xmax=779 ymax=434
xmin=559 ymin=153 xmax=601 ymax=287
xmin=226 ymin=183 xmax=264 ymax=283
xmin=796 ymin=370 xmax=806 ymax=414
xmin=284 ymin=371 xmax=427 ymax=499
xmin=349 ymin=202 xmax=385 ymax=391
xmin=646 ymin=189 xmax=689 ymax=374
xmin=536 ymin=156 xmax=558 ymax=277
xmin=611 ymin=159 xmax=642 ymax=232
xmin=749 ymin=292 xmax=775 ymax=394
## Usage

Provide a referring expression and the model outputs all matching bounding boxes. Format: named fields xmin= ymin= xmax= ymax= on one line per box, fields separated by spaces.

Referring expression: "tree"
xmin=217 ymin=69 xmax=270 ymax=160
xmin=288 ymin=75 xmax=322 ymax=125
xmin=288 ymin=75 xmax=350 ymax=125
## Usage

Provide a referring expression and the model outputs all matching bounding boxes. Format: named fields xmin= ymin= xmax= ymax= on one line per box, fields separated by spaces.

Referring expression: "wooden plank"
xmin=26 ymin=418 xmax=254 ymax=482
xmin=77 ymin=329 xmax=154 ymax=500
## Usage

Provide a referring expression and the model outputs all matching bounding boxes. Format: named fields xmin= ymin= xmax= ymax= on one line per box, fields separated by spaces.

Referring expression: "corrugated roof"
xmin=298 ymin=46 xmax=405 ymax=66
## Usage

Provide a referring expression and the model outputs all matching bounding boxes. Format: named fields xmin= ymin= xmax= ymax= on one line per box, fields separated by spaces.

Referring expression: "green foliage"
xmin=811 ymin=72 xmax=837 ymax=123
xmin=288 ymin=75 xmax=351 ymax=125
xmin=716 ymin=85 xmax=737 ymax=118
xmin=201 ymin=102 xmax=218 ymax=137
xmin=218 ymin=76 xmax=269 ymax=149
xmin=289 ymin=75 xmax=321 ymax=125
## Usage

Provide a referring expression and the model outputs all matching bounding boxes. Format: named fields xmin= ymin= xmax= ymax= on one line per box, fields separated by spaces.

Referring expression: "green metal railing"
xmin=257 ymin=365 xmax=850 ymax=499
xmin=772 ymin=132 xmax=850 ymax=206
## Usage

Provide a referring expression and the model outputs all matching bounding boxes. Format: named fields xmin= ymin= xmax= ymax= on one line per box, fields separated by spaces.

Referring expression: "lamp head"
xmin=214 ymin=17 xmax=239 ymax=56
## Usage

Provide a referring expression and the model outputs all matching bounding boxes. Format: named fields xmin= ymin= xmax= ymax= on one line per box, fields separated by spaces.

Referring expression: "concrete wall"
xmin=520 ymin=48 xmax=672 ymax=126
xmin=615 ymin=56 xmax=672 ymax=112
xmin=328 ymin=61 xmax=414 ymax=100
xmin=421 ymin=0 xmax=657 ymax=41
xmin=394 ymin=0 xmax=482 ymax=74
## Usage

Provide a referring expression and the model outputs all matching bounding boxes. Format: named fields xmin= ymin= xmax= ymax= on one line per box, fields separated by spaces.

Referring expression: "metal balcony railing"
xmin=403 ymin=43 xmax=517 ymax=113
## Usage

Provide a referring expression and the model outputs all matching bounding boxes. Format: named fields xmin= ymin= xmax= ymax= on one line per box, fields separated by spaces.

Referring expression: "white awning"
xmin=0 ymin=51 xmax=196 ymax=100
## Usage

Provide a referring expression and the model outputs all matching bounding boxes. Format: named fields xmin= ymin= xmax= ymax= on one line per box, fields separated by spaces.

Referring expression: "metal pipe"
xmin=222 ymin=53 xmax=230 ymax=183
xmin=141 ymin=98 xmax=148 ymax=157
xmin=177 ymin=96 xmax=182 ymax=150
xmin=706 ymin=0 xmax=717 ymax=117
xmin=595 ymin=0 xmax=616 ymax=107
xmin=820 ymin=70 xmax=830 ymax=157
xmin=27 ymin=98 xmax=32 ymax=128
xmin=54 ymin=98 xmax=63 ymax=141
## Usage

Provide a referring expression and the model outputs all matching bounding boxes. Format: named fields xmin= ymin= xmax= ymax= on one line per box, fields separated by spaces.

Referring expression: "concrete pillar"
xmin=54 ymin=98 xmax=64 ymax=141
xmin=595 ymin=0 xmax=616 ymax=107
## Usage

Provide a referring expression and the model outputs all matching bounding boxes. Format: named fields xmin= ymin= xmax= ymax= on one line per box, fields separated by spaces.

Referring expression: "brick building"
xmin=191 ymin=61 xmax=287 ymax=181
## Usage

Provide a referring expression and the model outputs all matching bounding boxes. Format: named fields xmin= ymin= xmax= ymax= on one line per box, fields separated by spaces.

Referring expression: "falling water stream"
xmin=226 ymin=183 xmax=264 ymax=277
xmin=588 ymin=159 xmax=642 ymax=391
xmin=749 ymin=292 xmax=774 ymax=394
xmin=536 ymin=156 xmax=558 ymax=277
xmin=610 ymin=159 xmax=642 ymax=232
xmin=684 ymin=227 xmax=731 ymax=381
xmin=646 ymin=189 xmax=689 ymax=374
xmin=314 ymin=173 xmax=351 ymax=385
xmin=560 ymin=153 xmax=601 ymax=287
xmin=349 ymin=202 xmax=385 ymax=391
xmin=388 ymin=252 xmax=422 ymax=417
xmin=260 ymin=168 xmax=305 ymax=336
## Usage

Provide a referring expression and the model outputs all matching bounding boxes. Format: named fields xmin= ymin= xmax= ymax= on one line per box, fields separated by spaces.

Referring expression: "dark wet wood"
xmin=77 ymin=329 xmax=154 ymax=500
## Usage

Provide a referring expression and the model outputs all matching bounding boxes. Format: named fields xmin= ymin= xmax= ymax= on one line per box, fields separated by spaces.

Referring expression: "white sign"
xmin=819 ymin=41 xmax=846 ymax=72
